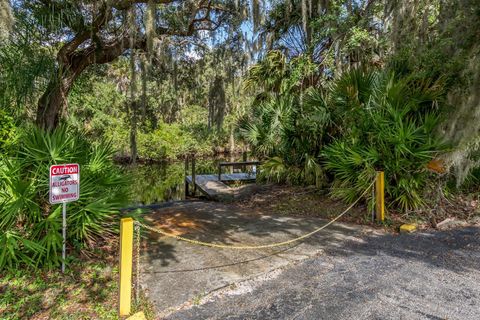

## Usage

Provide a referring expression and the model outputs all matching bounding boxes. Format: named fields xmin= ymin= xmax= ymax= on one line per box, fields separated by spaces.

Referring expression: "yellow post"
xmin=119 ymin=218 xmax=134 ymax=316
xmin=375 ymin=171 xmax=385 ymax=222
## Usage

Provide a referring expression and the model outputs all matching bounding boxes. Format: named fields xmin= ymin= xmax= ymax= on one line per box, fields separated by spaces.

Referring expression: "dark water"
xmin=121 ymin=155 xmax=247 ymax=205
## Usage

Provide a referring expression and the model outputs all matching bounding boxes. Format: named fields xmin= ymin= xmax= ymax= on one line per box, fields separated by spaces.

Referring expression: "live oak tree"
xmin=23 ymin=0 xmax=243 ymax=130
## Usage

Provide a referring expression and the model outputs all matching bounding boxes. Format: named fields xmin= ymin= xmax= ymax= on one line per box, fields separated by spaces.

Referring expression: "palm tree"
xmin=108 ymin=57 xmax=139 ymax=164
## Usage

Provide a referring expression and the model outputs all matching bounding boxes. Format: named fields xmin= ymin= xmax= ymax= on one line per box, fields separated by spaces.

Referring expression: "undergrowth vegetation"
xmin=240 ymin=0 xmax=480 ymax=216
xmin=0 ymin=0 xmax=479 ymax=279
xmin=241 ymin=51 xmax=472 ymax=213
xmin=323 ymin=71 xmax=445 ymax=211
xmin=0 ymin=254 xmax=155 ymax=319
xmin=0 ymin=126 xmax=134 ymax=270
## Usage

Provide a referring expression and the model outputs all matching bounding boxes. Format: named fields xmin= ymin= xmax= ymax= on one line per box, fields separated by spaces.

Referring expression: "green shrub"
xmin=136 ymin=122 xmax=215 ymax=159
xmin=106 ymin=119 xmax=217 ymax=160
xmin=0 ymin=126 xmax=132 ymax=270
xmin=0 ymin=108 xmax=16 ymax=153
xmin=323 ymin=70 xmax=445 ymax=211
xmin=259 ymin=155 xmax=324 ymax=187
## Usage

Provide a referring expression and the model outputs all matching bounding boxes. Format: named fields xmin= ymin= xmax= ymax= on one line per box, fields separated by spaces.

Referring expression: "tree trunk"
xmin=36 ymin=70 xmax=75 ymax=130
xmin=35 ymin=32 xmax=143 ymax=130
xmin=229 ymin=126 xmax=235 ymax=154
xmin=129 ymin=99 xmax=138 ymax=165
xmin=130 ymin=116 xmax=138 ymax=165
xmin=31 ymin=0 xmax=228 ymax=130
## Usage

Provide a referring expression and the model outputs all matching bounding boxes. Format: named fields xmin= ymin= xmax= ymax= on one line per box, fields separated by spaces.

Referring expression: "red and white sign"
xmin=49 ymin=164 xmax=80 ymax=204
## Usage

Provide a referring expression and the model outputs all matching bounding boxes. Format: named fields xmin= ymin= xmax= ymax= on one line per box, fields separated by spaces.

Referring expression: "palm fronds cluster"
xmin=240 ymin=51 xmax=446 ymax=211
xmin=0 ymin=126 xmax=132 ymax=270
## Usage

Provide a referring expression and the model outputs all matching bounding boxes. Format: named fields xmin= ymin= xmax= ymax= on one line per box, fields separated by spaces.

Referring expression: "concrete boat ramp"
xmin=138 ymin=201 xmax=373 ymax=317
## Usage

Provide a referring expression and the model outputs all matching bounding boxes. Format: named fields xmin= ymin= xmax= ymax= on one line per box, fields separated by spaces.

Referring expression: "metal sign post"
xmin=62 ymin=202 xmax=67 ymax=273
xmin=49 ymin=163 xmax=80 ymax=273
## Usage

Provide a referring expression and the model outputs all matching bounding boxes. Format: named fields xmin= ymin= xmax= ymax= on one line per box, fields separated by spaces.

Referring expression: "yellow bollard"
xmin=375 ymin=171 xmax=385 ymax=222
xmin=119 ymin=218 xmax=134 ymax=316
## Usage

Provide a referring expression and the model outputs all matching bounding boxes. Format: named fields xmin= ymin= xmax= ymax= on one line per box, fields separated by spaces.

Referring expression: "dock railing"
xmin=185 ymin=154 xmax=261 ymax=198
xmin=217 ymin=161 xmax=261 ymax=181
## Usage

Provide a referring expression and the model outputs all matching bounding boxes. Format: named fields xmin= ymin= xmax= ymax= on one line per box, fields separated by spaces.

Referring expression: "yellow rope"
xmin=135 ymin=180 xmax=375 ymax=250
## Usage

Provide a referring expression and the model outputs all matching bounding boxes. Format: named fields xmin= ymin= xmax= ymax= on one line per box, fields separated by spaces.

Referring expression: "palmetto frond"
xmin=324 ymin=68 xmax=446 ymax=211
xmin=0 ymin=126 xmax=133 ymax=270
xmin=244 ymin=50 xmax=288 ymax=94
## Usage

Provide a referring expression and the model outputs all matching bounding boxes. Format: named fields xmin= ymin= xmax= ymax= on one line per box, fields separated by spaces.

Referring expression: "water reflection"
xmin=121 ymin=155 xmax=246 ymax=205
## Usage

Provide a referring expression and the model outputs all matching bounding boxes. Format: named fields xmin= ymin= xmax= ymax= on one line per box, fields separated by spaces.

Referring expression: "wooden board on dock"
xmin=185 ymin=173 xmax=257 ymax=201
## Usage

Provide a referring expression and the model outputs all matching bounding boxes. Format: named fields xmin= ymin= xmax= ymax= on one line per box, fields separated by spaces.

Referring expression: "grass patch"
xmin=0 ymin=256 xmax=155 ymax=319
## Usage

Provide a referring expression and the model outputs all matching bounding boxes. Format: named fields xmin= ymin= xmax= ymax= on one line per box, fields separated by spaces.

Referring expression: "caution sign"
xmin=49 ymin=164 xmax=80 ymax=204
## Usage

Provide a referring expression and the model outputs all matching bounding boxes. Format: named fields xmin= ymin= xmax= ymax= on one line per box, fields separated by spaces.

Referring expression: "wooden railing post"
xmin=242 ymin=152 xmax=247 ymax=172
xmin=119 ymin=218 xmax=134 ymax=316
xmin=185 ymin=155 xmax=189 ymax=197
xmin=218 ymin=163 xmax=222 ymax=181
xmin=375 ymin=171 xmax=385 ymax=222
xmin=192 ymin=155 xmax=196 ymax=194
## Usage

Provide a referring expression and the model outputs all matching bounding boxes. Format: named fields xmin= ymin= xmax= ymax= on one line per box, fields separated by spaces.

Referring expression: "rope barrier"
xmin=134 ymin=179 xmax=375 ymax=250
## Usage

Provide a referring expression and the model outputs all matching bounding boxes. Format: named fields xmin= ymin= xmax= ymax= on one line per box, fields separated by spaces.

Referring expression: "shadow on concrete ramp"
xmin=138 ymin=200 xmax=371 ymax=316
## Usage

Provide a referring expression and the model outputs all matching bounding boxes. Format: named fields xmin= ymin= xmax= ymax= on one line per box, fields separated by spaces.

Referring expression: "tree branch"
xmin=57 ymin=0 xmax=232 ymax=83
xmin=57 ymin=2 xmax=113 ymax=64
xmin=112 ymin=0 xmax=177 ymax=10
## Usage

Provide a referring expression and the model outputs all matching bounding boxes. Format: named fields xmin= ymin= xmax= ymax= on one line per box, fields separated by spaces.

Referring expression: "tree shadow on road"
xmin=139 ymin=200 xmax=358 ymax=268
xmin=136 ymin=200 xmax=480 ymax=316
xmin=139 ymin=200 xmax=480 ymax=275
xmin=320 ymin=226 xmax=480 ymax=274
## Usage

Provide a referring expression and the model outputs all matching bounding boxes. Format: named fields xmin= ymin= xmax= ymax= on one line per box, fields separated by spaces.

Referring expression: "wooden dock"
xmin=185 ymin=157 xmax=260 ymax=201
xmin=186 ymin=173 xmax=256 ymax=200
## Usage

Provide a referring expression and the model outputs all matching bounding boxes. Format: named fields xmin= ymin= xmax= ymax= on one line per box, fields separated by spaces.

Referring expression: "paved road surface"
xmin=140 ymin=201 xmax=369 ymax=317
xmin=165 ymin=226 xmax=480 ymax=320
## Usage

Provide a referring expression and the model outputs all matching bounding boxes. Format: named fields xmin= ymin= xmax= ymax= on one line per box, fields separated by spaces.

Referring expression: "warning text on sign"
xmin=49 ymin=164 xmax=80 ymax=204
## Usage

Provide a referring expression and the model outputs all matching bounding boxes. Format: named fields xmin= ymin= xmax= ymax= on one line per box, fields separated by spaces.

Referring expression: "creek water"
xmin=121 ymin=155 xmax=248 ymax=205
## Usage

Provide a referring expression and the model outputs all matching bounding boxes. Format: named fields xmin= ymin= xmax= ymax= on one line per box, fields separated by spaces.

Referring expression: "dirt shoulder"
xmin=233 ymin=184 xmax=480 ymax=232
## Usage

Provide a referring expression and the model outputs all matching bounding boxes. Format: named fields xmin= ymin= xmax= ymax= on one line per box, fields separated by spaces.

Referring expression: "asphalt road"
xmin=166 ymin=227 xmax=480 ymax=320
xmin=141 ymin=201 xmax=366 ymax=316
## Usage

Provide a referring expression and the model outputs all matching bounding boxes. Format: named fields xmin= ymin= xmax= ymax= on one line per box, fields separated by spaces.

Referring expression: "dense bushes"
xmin=242 ymin=52 xmax=450 ymax=212
xmin=323 ymin=70 xmax=445 ymax=211
xmin=0 ymin=126 xmax=132 ymax=270
xmin=0 ymin=108 xmax=16 ymax=152
xmin=107 ymin=120 xmax=223 ymax=160
xmin=240 ymin=52 xmax=327 ymax=187
xmin=241 ymin=0 xmax=480 ymax=215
